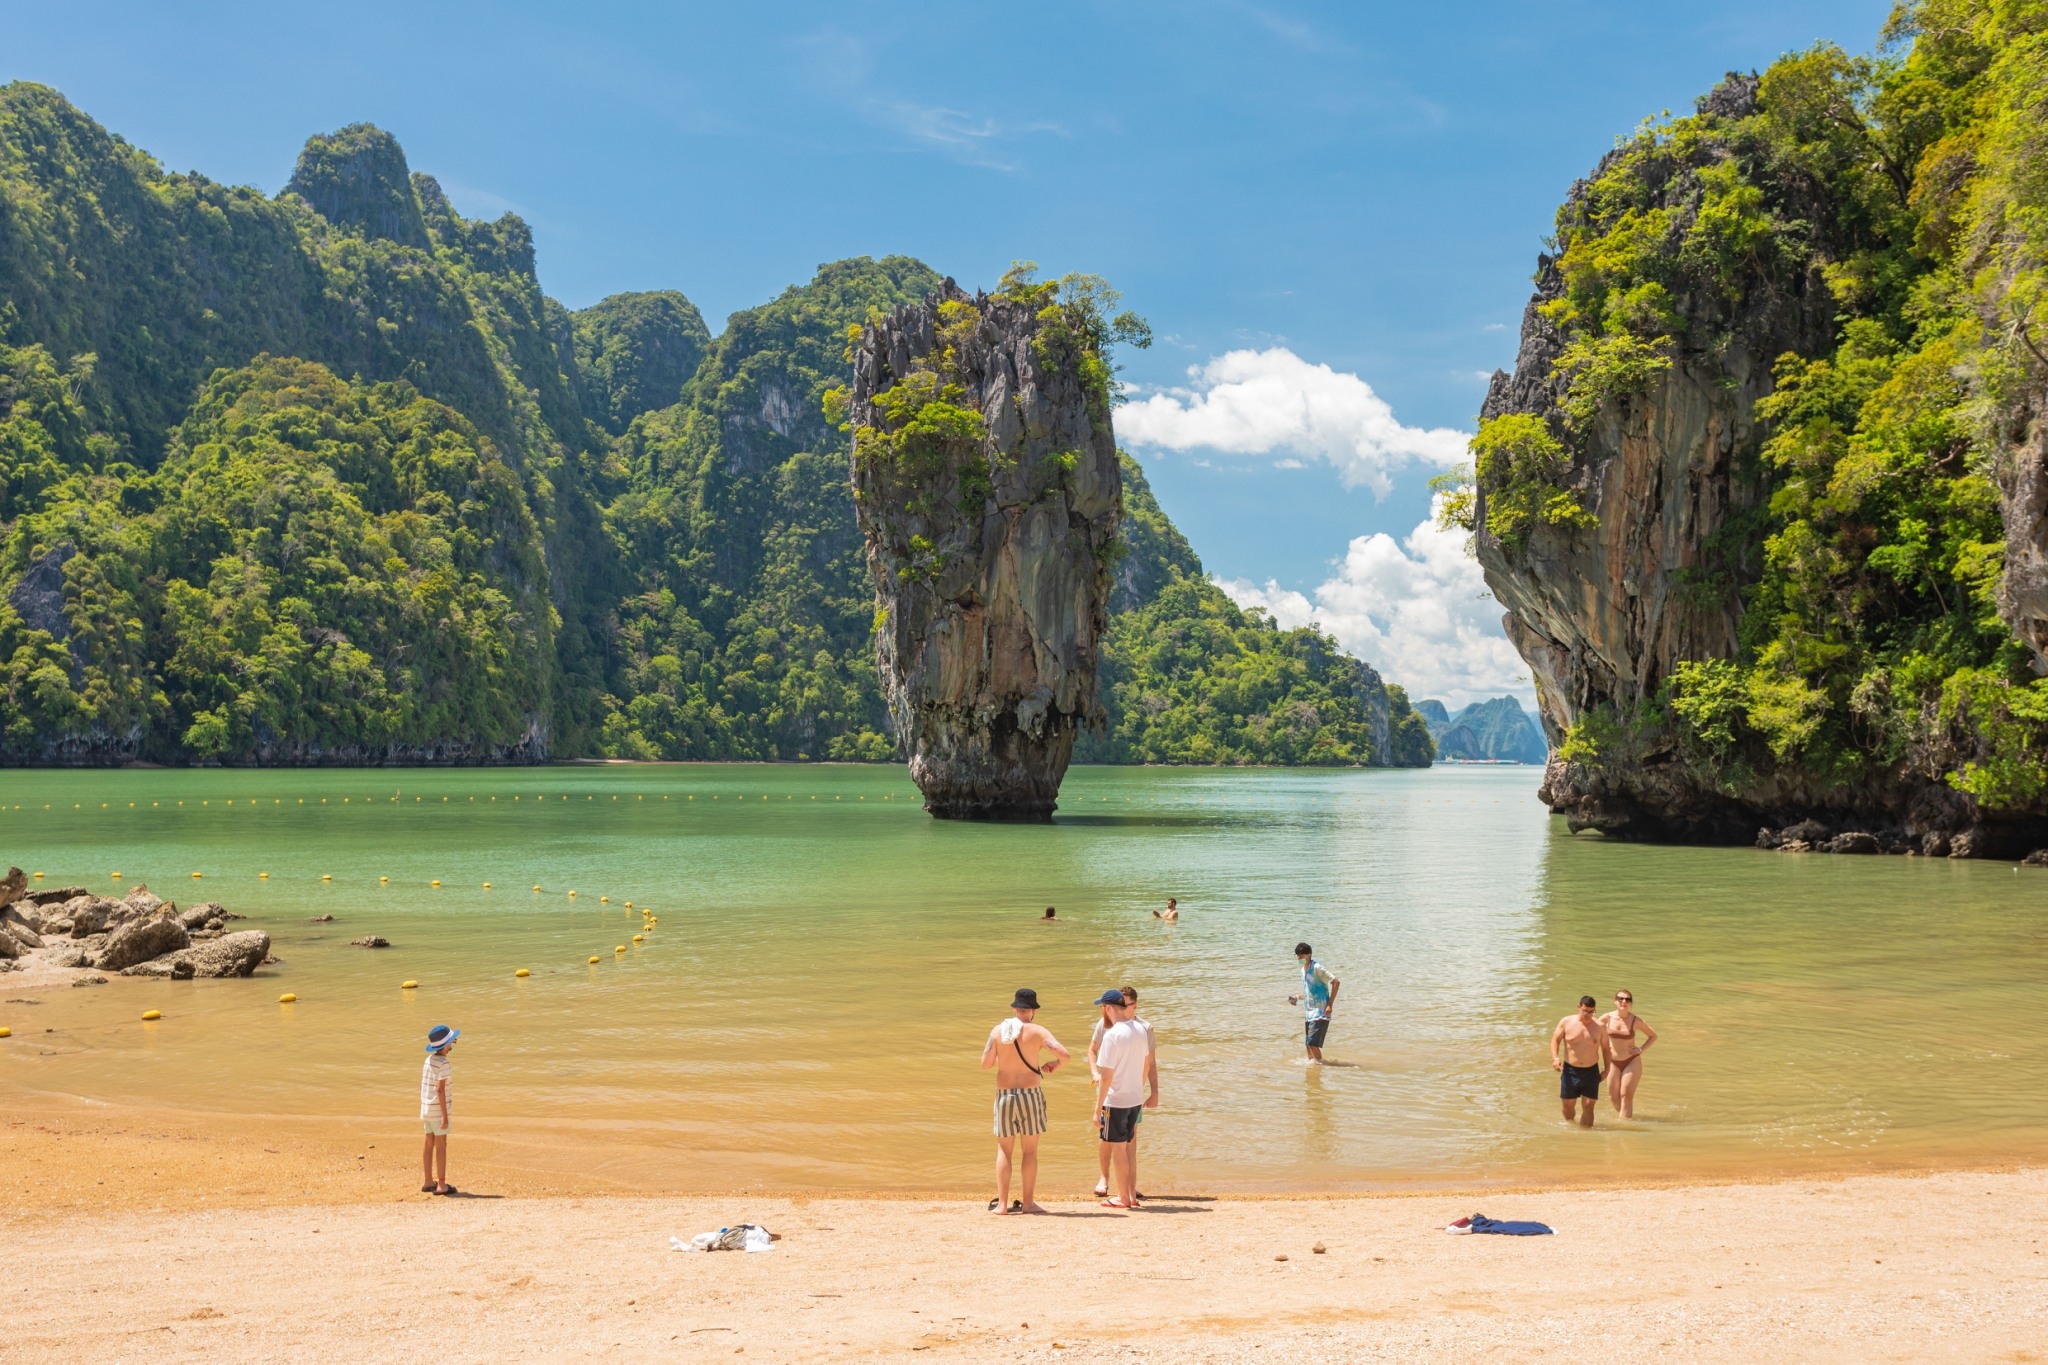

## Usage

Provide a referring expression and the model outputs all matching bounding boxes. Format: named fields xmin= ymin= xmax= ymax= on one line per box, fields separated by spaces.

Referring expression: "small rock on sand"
xmin=350 ymin=936 xmax=390 ymax=948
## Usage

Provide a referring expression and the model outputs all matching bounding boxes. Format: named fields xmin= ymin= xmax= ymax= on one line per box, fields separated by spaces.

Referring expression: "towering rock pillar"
xmin=848 ymin=280 xmax=1121 ymax=819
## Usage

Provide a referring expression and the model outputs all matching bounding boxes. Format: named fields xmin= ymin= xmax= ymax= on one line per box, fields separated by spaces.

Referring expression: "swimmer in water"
xmin=1600 ymin=990 xmax=1657 ymax=1118
xmin=1042 ymin=906 xmax=1058 ymax=921
xmin=1153 ymin=897 xmax=1179 ymax=921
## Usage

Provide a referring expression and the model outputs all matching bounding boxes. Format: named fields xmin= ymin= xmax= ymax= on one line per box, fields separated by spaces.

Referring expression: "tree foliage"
xmin=0 ymin=83 xmax=1435 ymax=769
xmin=1544 ymin=3 xmax=2048 ymax=808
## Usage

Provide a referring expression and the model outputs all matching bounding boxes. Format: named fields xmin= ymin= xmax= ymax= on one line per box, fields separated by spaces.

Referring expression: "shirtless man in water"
xmin=1550 ymin=995 xmax=1610 ymax=1128
xmin=980 ymin=988 xmax=1071 ymax=1213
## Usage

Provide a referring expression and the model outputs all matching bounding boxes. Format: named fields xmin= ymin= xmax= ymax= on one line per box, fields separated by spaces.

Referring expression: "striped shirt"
xmin=420 ymin=1053 xmax=452 ymax=1117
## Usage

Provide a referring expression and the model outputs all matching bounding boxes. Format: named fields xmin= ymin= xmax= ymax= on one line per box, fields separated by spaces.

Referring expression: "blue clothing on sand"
xmin=1300 ymin=960 xmax=1335 ymax=1020
xmin=1470 ymin=1215 xmax=1553 ymax=1236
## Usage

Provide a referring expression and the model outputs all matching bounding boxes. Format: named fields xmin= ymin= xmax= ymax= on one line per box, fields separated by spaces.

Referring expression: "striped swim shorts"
xmin=993 ymin=1086 xmax=1049 ymax=1138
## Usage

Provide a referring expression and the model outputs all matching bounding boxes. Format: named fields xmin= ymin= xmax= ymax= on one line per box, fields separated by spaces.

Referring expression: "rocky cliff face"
xmin=848 ymin=281 xmax=1120 ymax=818
xmin=1474 ymin=59 xmax=2048 ymax=857
xmin=1477 ymin=246 xmax=1832 ymax=839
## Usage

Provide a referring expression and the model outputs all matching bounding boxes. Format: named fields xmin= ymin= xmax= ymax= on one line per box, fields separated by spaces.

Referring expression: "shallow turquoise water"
xmin=2 ymin=763 xmax=2044 ymax=1192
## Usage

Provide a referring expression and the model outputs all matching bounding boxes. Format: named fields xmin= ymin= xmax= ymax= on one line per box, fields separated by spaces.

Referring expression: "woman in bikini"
xmin=1600 ymin=990 xmax=1657 ymax=1119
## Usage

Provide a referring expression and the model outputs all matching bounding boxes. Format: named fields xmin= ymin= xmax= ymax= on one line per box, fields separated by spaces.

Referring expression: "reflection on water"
xmin=1 ymin=764 xmax=2043 ymax=1192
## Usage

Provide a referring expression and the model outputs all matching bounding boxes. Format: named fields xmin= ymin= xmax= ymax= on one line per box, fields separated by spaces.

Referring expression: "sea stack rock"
xmin=848 ymin=278 xmax=1123 ymax=819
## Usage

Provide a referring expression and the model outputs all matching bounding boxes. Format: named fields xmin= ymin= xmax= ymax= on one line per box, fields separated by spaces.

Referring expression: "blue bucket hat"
xmin=425 ymin=1024 xmax=460 ymax=1052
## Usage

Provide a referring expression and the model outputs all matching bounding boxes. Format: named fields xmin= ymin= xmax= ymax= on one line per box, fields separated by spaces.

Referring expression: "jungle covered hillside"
xmin=0 ymin=84 xmax=1430 ymax=768
xmin=1456 ymin=0 xmax=2048 ymax=846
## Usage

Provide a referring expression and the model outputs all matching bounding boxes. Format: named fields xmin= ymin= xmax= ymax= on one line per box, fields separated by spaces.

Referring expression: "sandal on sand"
xmin=987 ymin=1198 xmax=1003 ymax=1212
xmin=435 ymin=1185 xmax=457 ymax=1196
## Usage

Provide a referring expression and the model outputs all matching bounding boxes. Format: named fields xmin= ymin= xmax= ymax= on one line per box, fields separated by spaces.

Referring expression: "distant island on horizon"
xmin=1416 ymin=697 xmax=1547 ymax=765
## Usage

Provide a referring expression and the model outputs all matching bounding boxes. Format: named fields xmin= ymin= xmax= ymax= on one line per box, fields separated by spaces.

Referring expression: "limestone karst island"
xmin=4 ymin=2 xmax=2048 ymax=1360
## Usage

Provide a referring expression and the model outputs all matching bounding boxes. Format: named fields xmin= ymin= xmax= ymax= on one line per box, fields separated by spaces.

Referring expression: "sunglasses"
xmin=1615 ymin=996 xmax=1632 ymax=1003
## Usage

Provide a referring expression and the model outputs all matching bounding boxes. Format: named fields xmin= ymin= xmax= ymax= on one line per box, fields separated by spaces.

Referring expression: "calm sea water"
xmin=4 ymin=763 xmax=2045 ymax=1192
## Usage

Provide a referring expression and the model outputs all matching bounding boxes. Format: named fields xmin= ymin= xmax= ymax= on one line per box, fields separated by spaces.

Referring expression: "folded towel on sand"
xmin=672 ymin=1224 xmax=777 ymax=1252
xmin=1446 ymin=1214 xmax=1553 ymax=1236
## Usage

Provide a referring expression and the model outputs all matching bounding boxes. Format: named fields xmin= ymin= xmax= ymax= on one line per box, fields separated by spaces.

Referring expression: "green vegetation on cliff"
xmin=1081 ymin=459 xmax=1434 ymax=768
xmin=1473 ymin=2 xmax=2048 ymax=812
xmin=0 ymin=82 xmax=1431 ymax=768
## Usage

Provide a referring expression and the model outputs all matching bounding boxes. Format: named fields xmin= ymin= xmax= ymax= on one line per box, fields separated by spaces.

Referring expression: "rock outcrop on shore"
xmin=0 ymin=868 xmax=266 ymax=977
xmin=848 ymin=279 xmax=1122 ymax=819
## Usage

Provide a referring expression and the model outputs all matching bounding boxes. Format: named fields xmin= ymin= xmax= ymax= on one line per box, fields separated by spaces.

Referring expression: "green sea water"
xmin=3 ymin=763 xmax=2045 ymax=1193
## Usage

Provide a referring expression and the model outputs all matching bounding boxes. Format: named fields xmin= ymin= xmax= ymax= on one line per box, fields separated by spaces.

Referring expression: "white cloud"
xmin=1217 ymin=497 xmax=1532 ymax=711
xmin=1118 ymin=348 xmax=1470 ymax=496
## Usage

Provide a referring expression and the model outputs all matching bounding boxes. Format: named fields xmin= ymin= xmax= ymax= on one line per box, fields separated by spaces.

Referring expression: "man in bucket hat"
xmin=420 ymin=1024 xmax=459 ymax=1195
xmin=979 ymin=989 xmax=1070 ymax=1214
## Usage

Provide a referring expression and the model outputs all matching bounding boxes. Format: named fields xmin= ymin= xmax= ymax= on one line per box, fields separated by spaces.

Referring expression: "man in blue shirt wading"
xmin=1288 ymin=942 xmax=1340 ymax=1064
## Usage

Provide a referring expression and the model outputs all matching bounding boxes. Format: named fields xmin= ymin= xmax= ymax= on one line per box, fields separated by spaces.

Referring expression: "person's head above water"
xmin=1578 ymin=995 xmax=1598 ymax=1013
xmin=1166 ymin=898 xmax=1177 ymax=909
xmin=1295 ymin=942 xmax=1313 ymax=961
xmin=1043 ymin=906 xmax=1057 ymax=919
xmin=1011 ymin=988 xmax=1040 ymax=1016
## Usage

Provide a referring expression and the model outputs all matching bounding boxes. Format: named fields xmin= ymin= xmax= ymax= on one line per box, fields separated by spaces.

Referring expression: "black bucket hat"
xmin=1011 ymin=988 xmax=1040 ymax=1010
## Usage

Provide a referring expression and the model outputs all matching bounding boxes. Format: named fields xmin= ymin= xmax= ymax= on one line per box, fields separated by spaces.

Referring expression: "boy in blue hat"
xmin=420 ymin=1024 xmax=459 ymax=1195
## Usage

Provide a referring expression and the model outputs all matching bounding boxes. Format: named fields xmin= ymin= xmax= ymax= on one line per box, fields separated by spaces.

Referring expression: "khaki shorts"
xmin=422 ymin=1114 xmax=450 ymax=1136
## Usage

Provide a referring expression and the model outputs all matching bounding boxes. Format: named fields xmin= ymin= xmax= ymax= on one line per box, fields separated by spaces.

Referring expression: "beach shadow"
xmin=1136 ymin=1194 xmax=1216 ymax=1203
xmin=1133 ymin=1204 xmax=1210 ymax=1214
xmin=441 ymin=1191 xmax=504 ymax=1200
xmin=1311 ymin=1059 xmax=1363 ymax=1069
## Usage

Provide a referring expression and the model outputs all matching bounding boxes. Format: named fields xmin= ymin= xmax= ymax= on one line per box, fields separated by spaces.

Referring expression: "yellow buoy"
xmin=515 ymin=968 xmax=530 ymax=978
xmin=533 ymin=884 xmax=542 ymax=892
xmin=568 ymin=890 xmax=577 ymax=898
xmin=279 ymin=993 xmax=297 ymax=1004
xmin=482 ymin=882 xmax=491 ymax=889
xmin=142 ymin=1010 xmax=161 ymax=1021
xmin=379 ymin=876 xmax=389 ymax=883
xmin=0 ymin=1026 xmax=11 ymax=1037
xmin=111 ymin=871 xmax=122 ymax=879
xmin=625 ymin=901 xmax=632 ymax=908
xmin=431 ymin=879 xmax=441 ymax=887
xmin=32 ymin=872 xmax=42 ymax=879
xmin=402 ymin=980 xmax=418 ymax=990
xmin=614 ymin=945 xmax=626 ymax=953
xmin=632 ymin=934 xmax=644 ymax=943
xmin=192 ymin=871 xmax=203 ymax=879
xmin=600 ymin=896 xmax=609 ymax=903
xmin=322 ymin=874 xmax=333 ymax=882
xmin=588 ymin=955 xmax=601 ymax=964
xmin=259 ymin=872 xmax=270 ymax=879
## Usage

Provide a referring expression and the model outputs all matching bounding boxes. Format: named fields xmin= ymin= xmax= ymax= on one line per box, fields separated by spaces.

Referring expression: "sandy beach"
xmin=6 ymin=1104 xmax=2044 ymax=1362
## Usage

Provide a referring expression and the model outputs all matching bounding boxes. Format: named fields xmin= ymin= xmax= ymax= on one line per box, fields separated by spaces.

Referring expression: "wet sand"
xmin=6 ymin=1104 xmax=2044 ymax=1362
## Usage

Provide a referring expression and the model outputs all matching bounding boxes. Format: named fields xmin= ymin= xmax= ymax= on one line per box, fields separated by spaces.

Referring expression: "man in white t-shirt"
xmin=1089 ymin=986 xmax=1157 ymax=1199
xmin=1092 ymin=990 xmax=1155 ymax=1210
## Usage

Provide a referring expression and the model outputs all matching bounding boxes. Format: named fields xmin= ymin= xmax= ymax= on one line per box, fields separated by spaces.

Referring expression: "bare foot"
xmin=1018 ymin=1200 xmax=1048 ymax=1214
xmin=986 ymin=1199 xmax=1011 ymax=1215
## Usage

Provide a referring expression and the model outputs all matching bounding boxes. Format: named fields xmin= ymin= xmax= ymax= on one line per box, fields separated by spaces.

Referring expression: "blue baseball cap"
xmin=425 ymin=1024 xmax=460 ymax=1052
xmin=1094 ymin=990 xmax=1126 ymax=1006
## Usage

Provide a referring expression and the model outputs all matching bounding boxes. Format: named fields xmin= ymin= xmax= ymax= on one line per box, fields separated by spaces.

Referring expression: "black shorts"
xmin=1560 ymin=1063 xmax=1601 ymax=1100
xmin=1098 ymin=1105 xmax=1141 ymax=1144
xmin=1304 ymin=1018 xmax=1330 ymax=1049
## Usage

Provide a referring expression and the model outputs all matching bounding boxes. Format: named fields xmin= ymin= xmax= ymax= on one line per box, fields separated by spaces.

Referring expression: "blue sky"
xmin=6 ymin=0 xmax=1891 ymax=704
